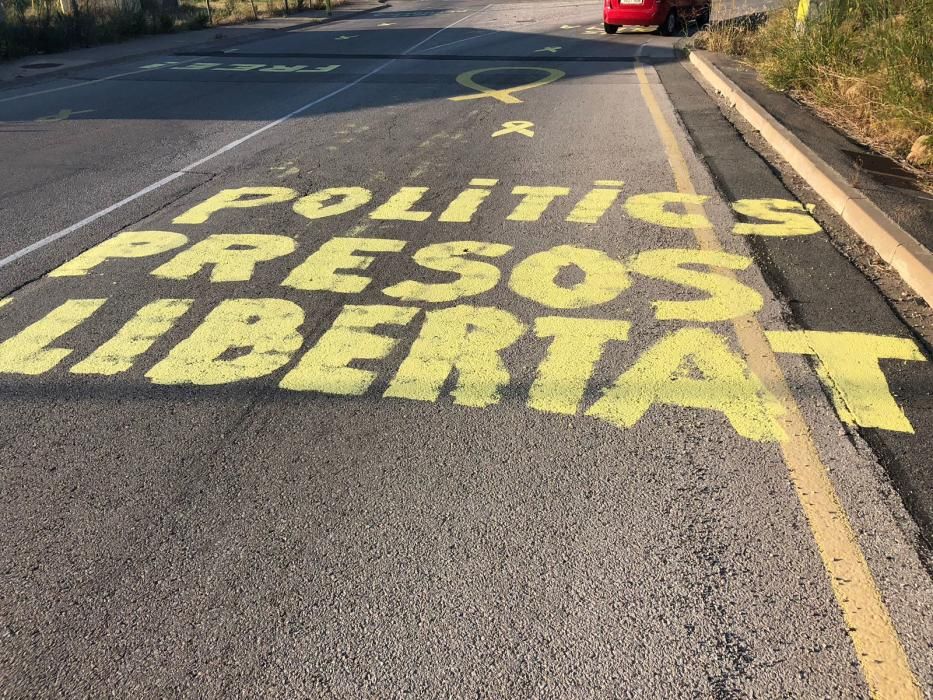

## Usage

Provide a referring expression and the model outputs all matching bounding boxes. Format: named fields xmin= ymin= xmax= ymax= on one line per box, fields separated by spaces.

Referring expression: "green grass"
xmin=695 ymin=0 xmax=933 ymax=177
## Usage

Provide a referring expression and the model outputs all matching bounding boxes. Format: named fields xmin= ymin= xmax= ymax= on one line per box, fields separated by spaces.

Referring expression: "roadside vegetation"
xmin=694 ymin=0 xmax=933 ymax=181
xmin=0 ymin=0 xmax=342 ymax=60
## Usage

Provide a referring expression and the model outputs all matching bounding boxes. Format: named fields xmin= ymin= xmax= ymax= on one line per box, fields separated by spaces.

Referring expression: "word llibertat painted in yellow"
xmin=161 ymin=185 xmax=824 ymax=236
xmin=0 ymin=230 xmax=925 ymax=439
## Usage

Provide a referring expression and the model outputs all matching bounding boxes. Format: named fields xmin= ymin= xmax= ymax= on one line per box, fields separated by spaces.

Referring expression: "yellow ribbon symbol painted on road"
xmin=492 ymin=121 xmax=535 ymax=138
xmin=449 ymin=67 xmax=566 ymax=105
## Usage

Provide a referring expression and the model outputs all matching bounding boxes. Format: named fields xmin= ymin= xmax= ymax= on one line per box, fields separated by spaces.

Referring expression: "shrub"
xmin=697 ymin=0 xmax=933 ymax=176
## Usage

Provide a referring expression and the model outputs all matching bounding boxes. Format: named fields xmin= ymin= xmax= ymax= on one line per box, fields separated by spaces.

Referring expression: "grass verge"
xmin=694 ymin=0 xmax=933 ymax=182
xmin=0 ymin=0 xmax=345 ymax=60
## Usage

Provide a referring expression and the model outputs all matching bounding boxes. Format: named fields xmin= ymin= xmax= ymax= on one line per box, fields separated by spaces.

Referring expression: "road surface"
xmin=1 ymin=1 xmax=931 ymax=697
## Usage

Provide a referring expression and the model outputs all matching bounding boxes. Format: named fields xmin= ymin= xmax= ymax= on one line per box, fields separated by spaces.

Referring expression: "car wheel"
xmin=604 ymin=23 xmax=618 ymax=34
xmin=660 ymin=10 xmax=678 ymax=35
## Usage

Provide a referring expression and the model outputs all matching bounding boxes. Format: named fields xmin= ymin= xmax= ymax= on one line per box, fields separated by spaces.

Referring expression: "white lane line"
xmin=400 ymin=6 xmax=488 ymax=55
xmin=0 ymin=6 xmax=489 ymax=271
xmin=0 ymin=59 xmax=199 ymax=104
xmin=418 ymin=31 xmax=492 ymax=53
xmin=419 ymin=11 xmax=578 ymax=55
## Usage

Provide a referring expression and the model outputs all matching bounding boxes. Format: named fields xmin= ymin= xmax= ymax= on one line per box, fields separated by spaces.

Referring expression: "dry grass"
xmin=206 ymin=0 xmax=345 ymax=24
xmin=0 ymin=0 xmax=346 ymax=59
xmin=695 ymin=0 xmax=933 ymax=184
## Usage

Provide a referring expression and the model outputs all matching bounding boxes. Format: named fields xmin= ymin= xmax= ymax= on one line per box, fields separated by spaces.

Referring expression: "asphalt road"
xmin=1 ymin=1 xmax=932 ymax=697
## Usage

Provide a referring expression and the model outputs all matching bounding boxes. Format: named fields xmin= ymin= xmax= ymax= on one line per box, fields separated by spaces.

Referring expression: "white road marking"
xmin=0 ymin=6 xmax=490 ymax=271
xmin=419 ymin=32 xmax=492 ymax=53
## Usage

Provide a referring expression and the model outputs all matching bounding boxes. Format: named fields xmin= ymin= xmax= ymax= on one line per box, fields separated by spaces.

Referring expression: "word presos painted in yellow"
xmin=47 ymin=231 xmax=763 ymax=322
xmin=162 ymin=185 xmax=824 ymax=236
xmin=0 ymin=223 xmax=924 ymax=438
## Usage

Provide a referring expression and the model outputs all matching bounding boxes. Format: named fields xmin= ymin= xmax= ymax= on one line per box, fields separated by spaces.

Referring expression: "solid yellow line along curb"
xmin=633 ymin=60 xmax=921 ymax=699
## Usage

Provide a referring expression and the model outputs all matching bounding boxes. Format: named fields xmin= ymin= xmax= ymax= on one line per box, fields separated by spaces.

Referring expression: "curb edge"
xmin=688 ymin=48 xmax=933 ymax=309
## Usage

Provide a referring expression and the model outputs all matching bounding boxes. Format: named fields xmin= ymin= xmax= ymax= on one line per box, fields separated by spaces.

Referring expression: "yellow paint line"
xmin=634 ymin=58 xmax=921 ymax=699
xmin=35 ymin=108 xmax=93 ymax=122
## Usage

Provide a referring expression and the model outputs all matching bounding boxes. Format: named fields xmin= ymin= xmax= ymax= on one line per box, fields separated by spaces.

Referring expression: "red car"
xmin=603 ymin=0 xmax=710 ymax=35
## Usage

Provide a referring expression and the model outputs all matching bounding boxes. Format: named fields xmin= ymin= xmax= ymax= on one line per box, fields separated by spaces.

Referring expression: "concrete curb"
xmin=688 ymin=49 xmax=933 ymax=308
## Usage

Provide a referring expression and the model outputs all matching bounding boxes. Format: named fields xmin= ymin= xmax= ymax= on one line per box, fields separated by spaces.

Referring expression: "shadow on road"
xmin=0 ymin=22 xmax=693 ymax=123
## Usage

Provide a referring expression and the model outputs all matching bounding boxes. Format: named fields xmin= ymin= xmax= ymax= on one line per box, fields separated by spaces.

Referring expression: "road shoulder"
xmin=654 ymin=57 xmax=933 ymax=554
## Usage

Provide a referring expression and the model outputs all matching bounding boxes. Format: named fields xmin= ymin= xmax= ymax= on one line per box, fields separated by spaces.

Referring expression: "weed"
xmin=0 ymin=0 xmax=344 ymax=59
xmin=697 ymin=0 xmax=933 ymax=179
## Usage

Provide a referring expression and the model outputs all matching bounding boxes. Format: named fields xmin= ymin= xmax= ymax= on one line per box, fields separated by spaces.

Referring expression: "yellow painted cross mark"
xmin=335 ymin=35 xmax=357 ymax=40
xmin=492 ymin=121 xmax=535 ymax=138
xmin=559 ymin=24 xmax=579 ymax=29
xmin=270 ymin=162 xmax=300 ymax=178
xmin=36 ymin=109 xmax=92 ymax=122
xmin=535 ymin=46 xmax=562 ymax=53
xmin=449 ymin=67 xmax=565 ymax=105
xmin=378 ymin=22 xmax=395 ymax=26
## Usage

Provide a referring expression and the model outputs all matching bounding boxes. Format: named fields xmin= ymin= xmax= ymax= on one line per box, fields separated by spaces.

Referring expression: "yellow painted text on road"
xmin=165 ymin=184 xmax=821 ymax=235
xmin=146 ymin=298 xmax=303 ymax=385
xmin=0 ymin=299 xmax=105 ymax=375
xmin=767 ymin=330 xmax=925 ymax=433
